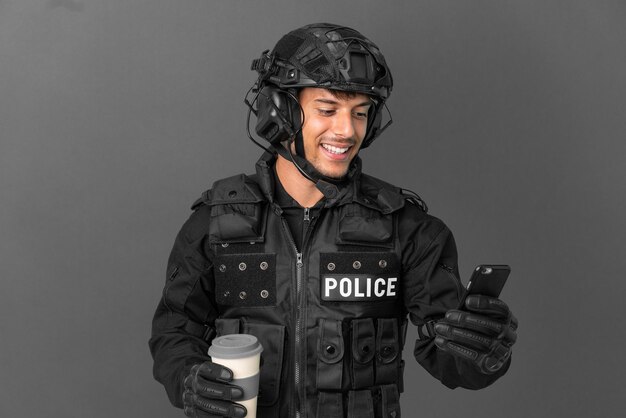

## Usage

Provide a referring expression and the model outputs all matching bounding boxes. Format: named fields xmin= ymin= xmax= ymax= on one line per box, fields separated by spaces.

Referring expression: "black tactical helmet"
xmin=251 ymin=23 xmax=393 ymax=149
xmin=268 ymin=23 xmax=391 ymax=100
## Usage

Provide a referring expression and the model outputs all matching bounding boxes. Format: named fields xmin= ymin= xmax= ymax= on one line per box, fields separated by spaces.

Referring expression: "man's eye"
xmin=318 ymin=109 xmax=335 ymax=116
xmin=353 ymin=111 xmax=368 ymax=120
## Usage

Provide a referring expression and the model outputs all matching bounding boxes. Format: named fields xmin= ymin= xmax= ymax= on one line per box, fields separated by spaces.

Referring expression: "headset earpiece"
xmin=254 ymin=85 xmax=300 ymax=145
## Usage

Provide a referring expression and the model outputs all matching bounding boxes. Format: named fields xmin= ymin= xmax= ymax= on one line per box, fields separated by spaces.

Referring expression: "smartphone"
xmin=459 ymin=264 xmax=510 ymax=307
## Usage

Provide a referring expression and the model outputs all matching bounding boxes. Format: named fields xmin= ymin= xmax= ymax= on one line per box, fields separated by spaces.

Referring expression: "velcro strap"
xmin=375 ymin=318 xmax=399 ymax=385
xmin=317 ymin=319 xmax=344 ymax=390
xmin=379 ymin=384 xmax=401 ymax=418
xmin=347 ymin=390 xmax=374 ymax=418
xmin=351 ymin=318 xmax=375 ymax=388
xmin=316 ymin=392 xmax=344 ymax=418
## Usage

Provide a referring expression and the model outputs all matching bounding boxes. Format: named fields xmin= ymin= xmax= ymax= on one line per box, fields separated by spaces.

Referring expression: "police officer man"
xmin=149 ymin=23 xmax=518 ymax=418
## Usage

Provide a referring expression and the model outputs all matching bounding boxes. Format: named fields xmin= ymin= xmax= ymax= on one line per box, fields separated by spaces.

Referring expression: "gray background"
xmin=1 ymin=1 xmax=624 ymax=417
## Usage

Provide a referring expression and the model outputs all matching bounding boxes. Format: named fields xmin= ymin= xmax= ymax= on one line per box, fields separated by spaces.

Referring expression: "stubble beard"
xmin=312 ymin=136 xmax=358 ymax=180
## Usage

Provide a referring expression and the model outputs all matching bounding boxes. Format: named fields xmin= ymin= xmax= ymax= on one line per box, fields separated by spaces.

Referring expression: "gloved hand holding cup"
xmin=183 ymin=334 xmax=263 ymax=418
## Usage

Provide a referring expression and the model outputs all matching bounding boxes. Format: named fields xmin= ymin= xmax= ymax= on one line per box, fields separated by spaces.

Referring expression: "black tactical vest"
xmin=202 ymin=170 xmax=410 ymax=418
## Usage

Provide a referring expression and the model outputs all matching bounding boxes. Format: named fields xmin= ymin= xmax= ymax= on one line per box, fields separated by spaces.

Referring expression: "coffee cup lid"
xmin=208 ymin=334 xmax=263 ymax=359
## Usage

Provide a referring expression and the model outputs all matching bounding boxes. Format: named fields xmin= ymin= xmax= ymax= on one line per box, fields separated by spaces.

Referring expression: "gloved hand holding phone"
xmin=434 ymin=265 xmax=519 ymax=374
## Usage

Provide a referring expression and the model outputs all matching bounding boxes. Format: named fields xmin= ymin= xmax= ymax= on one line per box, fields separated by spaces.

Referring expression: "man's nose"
xmin=332 ymin=111 xmax=356 ymax=139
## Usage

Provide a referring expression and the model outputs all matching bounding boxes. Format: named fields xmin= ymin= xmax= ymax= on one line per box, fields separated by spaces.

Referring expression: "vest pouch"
xmin=207 ymin=174 xmax=266 ymax=244
xmin=351 ymin=318 xmax=375 ymax=389
xmin=209 ymin=203 xmax=265 ymax=243
xmin=241 ymin=322 xmax=285 ymax=408
xmin=317 ymin=319 xmax=345 ymax=390
xmin=214 ymin=318 xmax=241 ymax=337
xmin=316 ymin=392 xmax=344 ymax=418
xmin=347 ymin=390 xmax=375 ymax=418
xmin=375 ymin=318 xmax=400 ymax=385
xmin=336 ymin=203 xmax=393 ymax=248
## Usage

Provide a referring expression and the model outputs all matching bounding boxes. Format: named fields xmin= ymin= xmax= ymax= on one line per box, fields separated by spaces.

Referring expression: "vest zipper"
xmin=295 ymin=251 xmax=304 ymax=418
xmin=279 ymin=217 xmax=305 ymax=418
xmin=296 ymin=207 xmax=318 ymax=418
xmin=281 ymin=208 xmax=318 ymax=418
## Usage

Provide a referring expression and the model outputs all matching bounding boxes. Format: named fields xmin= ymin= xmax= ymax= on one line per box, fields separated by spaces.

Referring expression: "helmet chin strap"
xmin=272 ymin=138 xmax=356 ymax=200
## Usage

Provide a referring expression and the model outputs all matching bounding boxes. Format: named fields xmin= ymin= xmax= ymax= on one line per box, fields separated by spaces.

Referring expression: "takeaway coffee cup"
xmin=208 ymin=334 xmax=263 ymax=418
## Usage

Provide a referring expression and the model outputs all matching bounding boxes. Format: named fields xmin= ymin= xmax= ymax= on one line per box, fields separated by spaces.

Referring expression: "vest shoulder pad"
xmin=190 ymin=174 xmax=266 ymax=210
xmin=358 ymin=174 xmax=428 ymax=214
xmin=191 ymin=189 xmax=211 ymax=211
xmin=357 ymin=174 xmax=406 ymax=214
xmin=400 ymin=188 xmax=428 ymax=213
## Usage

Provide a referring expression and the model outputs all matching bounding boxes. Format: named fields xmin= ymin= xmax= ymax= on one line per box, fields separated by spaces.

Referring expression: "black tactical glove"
xmin=434 ymin=294 xmax=518 ymax=374
xmin=183 ymin=361 xmax=247 ymax=418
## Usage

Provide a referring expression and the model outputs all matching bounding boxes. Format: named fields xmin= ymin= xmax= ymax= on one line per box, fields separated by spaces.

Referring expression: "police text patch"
xmin=322 ymin=275 xmax=398 ymax=301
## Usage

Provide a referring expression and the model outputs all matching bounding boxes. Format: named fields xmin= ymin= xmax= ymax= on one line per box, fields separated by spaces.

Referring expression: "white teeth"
xmin=322 ymin=144 xmax=350 ymax=154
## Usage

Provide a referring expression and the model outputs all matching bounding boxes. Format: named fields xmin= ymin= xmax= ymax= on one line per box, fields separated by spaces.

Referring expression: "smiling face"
xmin=297 ymin=87 xmax=372 ymax=179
